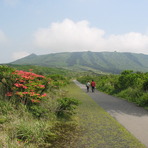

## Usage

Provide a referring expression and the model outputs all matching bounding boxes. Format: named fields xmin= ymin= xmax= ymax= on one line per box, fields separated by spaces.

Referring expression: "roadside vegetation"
xmin=0 ymin=65 xmax=80 ymax=147
xmin=0 ymin=65 xmax=147 ymax=147
xmin=77 ymin=70 xmax=148 ymax=108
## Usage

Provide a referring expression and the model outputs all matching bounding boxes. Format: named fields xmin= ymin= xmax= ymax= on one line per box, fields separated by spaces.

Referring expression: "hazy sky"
xmin=1 ymin=0 xmax=148 ymax=63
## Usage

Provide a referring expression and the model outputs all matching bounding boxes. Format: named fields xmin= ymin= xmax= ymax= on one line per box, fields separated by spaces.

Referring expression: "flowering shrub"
xmin=0 ymin=65 xmax=50 ymax=106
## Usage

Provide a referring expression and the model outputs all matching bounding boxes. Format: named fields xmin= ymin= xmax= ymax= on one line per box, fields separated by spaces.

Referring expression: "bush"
xmin=116 ymin=87 xmax=143 ymax=103
xmin=0 ymin=65 xmax=50 ymax=106
xmin=136 ymin=93 xmax=148 ymax=107
xmin=143 ymin=80 xmax=148 ymax=92
xmin=28 ymin=105 xmax=48 ymax=118
xmin=56 ymin=97 xmax=80 ymax=118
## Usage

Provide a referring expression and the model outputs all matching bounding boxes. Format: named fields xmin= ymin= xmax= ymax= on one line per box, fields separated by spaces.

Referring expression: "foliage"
xmin=0 ymin=65 xmax=50 ymax=106
xmin=136 ymin=93 xmax=148 ymax=107
xmin=117 ymin=70 xmax=145 ymax=90
xmin=56 ymin=97 xmax=80 ymax=118
xmin=28 ymin=105 xmax=48 ymax=118
xmin=143 ymin=79 xmax=148 ymax=92
xmin=0 ymin=65 xmax=80 ymax=147
xmin=49 ymin=74 xmax=70 ymax=88
xmin=7 ymin=64 xmax=74 ymax=77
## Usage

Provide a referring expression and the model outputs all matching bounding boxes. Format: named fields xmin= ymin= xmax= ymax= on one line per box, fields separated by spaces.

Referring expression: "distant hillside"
xmin=10 ymin=51 xmax=148 ymax=74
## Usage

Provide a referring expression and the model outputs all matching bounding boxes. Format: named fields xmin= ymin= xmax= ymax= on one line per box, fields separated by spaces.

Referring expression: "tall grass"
xmin=0 ymin=93 xmax=80 ymax=147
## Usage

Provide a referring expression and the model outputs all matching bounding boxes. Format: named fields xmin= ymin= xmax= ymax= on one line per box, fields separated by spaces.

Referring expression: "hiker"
xmin=86 ymin=81 xmax=90 ymax=92
xmin=91 ymin=80 xmax=96 ymax=92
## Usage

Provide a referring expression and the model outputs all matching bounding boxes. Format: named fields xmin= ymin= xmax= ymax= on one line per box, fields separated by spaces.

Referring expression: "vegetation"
xmin=77 ymin=70 xmax=148 ymax=108
xmin=10 ymin=51 xmax=148 ymax=74
xmin=6 ymin=64 xmax=75 ymax=77
xmin=0 ymin=65 xmax=80 ymax=147
xmin=0 ymin=64 xmax=147 ymax=147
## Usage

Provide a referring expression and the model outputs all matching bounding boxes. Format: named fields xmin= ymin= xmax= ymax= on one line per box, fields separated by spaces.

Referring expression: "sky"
xmin=0 ymin=0 xmax=148 ymax=63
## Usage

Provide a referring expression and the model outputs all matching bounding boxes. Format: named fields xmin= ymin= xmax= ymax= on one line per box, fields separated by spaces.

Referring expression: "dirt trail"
xmin=74 ymin=80 xmax=148 ymax=148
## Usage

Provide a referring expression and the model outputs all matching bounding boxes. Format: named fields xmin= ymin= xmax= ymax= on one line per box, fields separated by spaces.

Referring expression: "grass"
xmin=0 ymin=89 xmax=81 ymax=148
xmin=65 ymin=82 xmax=146 ymax=148
xmin=0 ymin=82 xmax=146 ymax=148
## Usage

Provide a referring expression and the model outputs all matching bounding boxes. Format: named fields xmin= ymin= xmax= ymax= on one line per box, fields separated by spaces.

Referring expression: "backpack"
xmin=86 ymin=82 xmax=90 ymax=87
xmin=91 ymin=81 xmax=96 ymax=87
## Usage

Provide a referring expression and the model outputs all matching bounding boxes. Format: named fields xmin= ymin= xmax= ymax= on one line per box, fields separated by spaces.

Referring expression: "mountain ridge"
xmin=10 ymin=51 xmax=148 ymax=74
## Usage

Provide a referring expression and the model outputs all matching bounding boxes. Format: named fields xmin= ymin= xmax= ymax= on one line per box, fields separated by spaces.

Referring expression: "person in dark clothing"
xmin=91 ymin=80 xmax=96 ymax=92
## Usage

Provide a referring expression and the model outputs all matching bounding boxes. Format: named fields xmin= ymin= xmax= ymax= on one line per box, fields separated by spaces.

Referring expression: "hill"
xmin=10 ymin=51 xmax=148 ymax=74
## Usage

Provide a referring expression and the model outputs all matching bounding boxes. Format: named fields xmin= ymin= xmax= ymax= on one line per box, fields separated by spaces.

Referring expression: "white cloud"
xmin=33 ymin=19 xmax=148 ymax=55
xmin=12 ymin=51 xmax=30 ymax=60
xmin=106 ymin=32 xmax=148 ymax=53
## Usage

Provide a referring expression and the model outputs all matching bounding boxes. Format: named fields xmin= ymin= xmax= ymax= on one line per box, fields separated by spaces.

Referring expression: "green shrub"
xmin=28 ymin=105 xmax=48 ymax=118
xmin=143 ymin=80 xmax=148 ymax=92
xmin=97 ymin=81 xmax=115 ymax=94
xmin=116 ymin=87 xmax=143 ymax=103
xmin=56 ymin=97 xmax=80 ymax=118
xmin=136 ymin=93 xmax=148 ymax=107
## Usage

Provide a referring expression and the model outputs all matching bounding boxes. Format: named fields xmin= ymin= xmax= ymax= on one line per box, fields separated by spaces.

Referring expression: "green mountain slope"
xmin=10 ymin=51 xmax=148 ymax=73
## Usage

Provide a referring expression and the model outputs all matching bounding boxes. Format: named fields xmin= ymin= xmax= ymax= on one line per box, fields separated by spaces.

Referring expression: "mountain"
xmin=10 ymin=51 xmax=148 ymax=74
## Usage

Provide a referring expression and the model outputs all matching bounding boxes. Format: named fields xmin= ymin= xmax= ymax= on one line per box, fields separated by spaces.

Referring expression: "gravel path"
xmin=73 ymin=80 xmax=148 ymax=148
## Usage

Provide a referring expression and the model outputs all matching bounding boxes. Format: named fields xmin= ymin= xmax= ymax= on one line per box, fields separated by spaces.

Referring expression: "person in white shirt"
xmin=86 ymin=81 xmax=90 ymax=92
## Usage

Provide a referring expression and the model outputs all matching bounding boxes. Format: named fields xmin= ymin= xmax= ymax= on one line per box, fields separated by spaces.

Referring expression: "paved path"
xmin=73 ymin=80 xmax=148 ymax=148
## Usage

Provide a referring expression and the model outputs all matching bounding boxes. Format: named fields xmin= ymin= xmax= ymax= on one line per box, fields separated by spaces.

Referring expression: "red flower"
xmin=22 ymin=92 xmax=28 ymax=94
xmin=22 ymin=85 xmax=28 ymax=89
xmin=5 ymin=92 xmax=13 ymax=96
xmin=41 ymin=93 xmax=47 ymax=97
xmin=38 ymin=85 xmax=45 ymax=88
